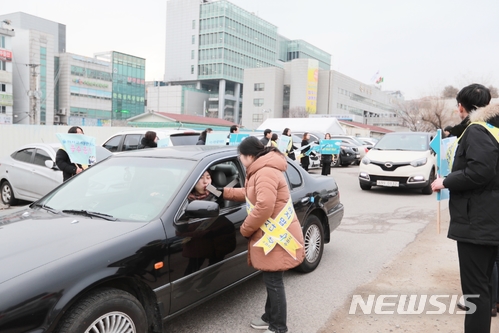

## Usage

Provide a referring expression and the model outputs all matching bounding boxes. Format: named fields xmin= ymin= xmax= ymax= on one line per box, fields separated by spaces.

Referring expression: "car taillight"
xmin=364 ymin=147 xmax=368 ymax=153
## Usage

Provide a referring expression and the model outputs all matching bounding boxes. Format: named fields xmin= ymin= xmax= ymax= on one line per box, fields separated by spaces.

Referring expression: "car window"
xmin=123 ymin=134 xmax=141 ymax=151
xmin=350 ymin=137 xmax=365 ymax=145
xmin=376 ymin=134 xmax=429 ymax=151
xmin=169 ymin=133 xmax=200 ymax=146
xmin=285 ymin=162 xmax=302 ymax=189
xmin=103 ymin=135 xmax=122 ymax=152
xmin=12 ymin=148 xmax=34 ymax=163
xmin=33 ymin=149 xmax=52 ymax=167
xmin=40 ymin=157 xmax=196 ymax=222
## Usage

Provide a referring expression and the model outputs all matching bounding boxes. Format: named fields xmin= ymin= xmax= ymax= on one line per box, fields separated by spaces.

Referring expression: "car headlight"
xmin=410 ymin=157 xmax=427 ymax=167
xmin=361 ymin=157 xmax=371 ymax=165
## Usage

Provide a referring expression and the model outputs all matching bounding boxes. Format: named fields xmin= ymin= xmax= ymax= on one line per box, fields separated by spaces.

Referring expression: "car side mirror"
xmin=184 ymin=200 xmax=219 ymax=218
xmin=45 ymin=160 xmax=58 ymax=170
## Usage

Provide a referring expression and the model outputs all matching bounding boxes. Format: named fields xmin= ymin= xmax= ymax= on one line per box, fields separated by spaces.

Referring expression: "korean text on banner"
xmin=56 ymin=133 xmax=97 ymax=165
xmin=205 ymin=133 xmax=228 ymax=146
xmin=320 ymin=140 xmax=341 ymax=155
xmin=229 ymin=133 xmax=249 ymax=146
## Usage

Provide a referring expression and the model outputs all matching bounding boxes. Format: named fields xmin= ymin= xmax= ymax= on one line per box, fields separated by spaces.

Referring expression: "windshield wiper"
xmin=32 ymin=203 xmax=60 ymax=214
xmin=62 ymin=209 xmax=117 ymax=221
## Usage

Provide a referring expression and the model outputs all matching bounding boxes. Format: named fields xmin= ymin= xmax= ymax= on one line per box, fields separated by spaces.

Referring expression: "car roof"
xmin=112 ymin=145 xmax=238 ymax=161
xmin=384 ymin=132 xmax=432 ymax=136
xmin=108 ymin=128 xmax=200 ymax=135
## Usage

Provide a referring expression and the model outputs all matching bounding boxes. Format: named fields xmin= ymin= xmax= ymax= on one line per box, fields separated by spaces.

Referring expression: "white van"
xmin=102 ymin=129 xmax=200 ymax=152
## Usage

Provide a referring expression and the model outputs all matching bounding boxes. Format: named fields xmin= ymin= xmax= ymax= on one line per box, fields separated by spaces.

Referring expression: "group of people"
xmin=431 ymin=83 xmax=499 ymax=332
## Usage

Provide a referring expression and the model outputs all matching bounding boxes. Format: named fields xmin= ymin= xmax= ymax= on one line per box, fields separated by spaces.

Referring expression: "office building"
xmin=164 ymin=0 xmax=331 ymax=124
xmin=0 ymin=21 xmax=14 ymax=124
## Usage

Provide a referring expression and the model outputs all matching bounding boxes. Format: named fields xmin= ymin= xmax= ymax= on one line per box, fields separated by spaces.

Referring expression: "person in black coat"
xmin=321 ymin=133 xmax=333 ymax=176
xmin=56 ymin=126 xmax=84 ymax=182
xmin=140 ymin=131 xmax=158 ymax=148
xmin=300 ymin=132 xmax=312 ymax=171
xmin=196 ymin=128 xmax=213 ymax=145
xmin=431 ymin=84 xmax=497 ymax=333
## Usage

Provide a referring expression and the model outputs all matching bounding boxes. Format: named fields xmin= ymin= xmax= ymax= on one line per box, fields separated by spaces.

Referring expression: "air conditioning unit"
xmin=54 ymin=115 xmax=60 ymax=123
xmin=58 ymin=108 xmax=67 ymax=115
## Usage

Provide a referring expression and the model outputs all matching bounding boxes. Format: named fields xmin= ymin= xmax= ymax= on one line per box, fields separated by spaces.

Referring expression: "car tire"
xmin=55 ymin=288 xmax=147 ymax=333
xmin=360 ymin=183 xmax=372 ymax=190
xmin=332 ymin=154 xmax=341 ymax=167
xmin=1 ymin=180 xmax=17 ymax=206
xmin=296 ymin=215 xmax=324 ymax=273
xmin=422 ymin=169 xmax=435 ymax=195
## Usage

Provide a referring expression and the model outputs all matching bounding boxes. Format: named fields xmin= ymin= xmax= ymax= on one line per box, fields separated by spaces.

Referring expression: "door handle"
xmin=300 ymin=197 xmax=310 ymax=204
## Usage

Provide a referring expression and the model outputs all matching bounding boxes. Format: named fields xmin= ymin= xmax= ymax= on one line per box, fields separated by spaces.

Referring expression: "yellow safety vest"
xmin=245 ymin=197 xmax=302 ymax=260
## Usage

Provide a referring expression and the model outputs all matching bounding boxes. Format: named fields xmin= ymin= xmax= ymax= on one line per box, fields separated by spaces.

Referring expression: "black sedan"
xmin=0 ymin=146 xmax=344 ymax=333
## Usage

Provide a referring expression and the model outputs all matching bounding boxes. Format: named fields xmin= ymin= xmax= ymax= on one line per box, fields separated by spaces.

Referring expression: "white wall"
xmin=0 ymin=125 xmax=141 ymax=157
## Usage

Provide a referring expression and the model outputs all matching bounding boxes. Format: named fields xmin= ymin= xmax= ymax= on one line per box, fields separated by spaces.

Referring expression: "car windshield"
xmin=38 ymin=157 xmax=195 ymax=222
xmin=375 ymin=134 xmax=429 ymax=151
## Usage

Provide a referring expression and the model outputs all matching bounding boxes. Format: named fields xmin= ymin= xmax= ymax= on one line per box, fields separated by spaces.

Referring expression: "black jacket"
xmin=56 ymin=149 xmax=81 ymax=182
xmin=140 ymin=137 xmax=157 ymax=148
xmin=443 ymin=104 xmax=499 ymax=246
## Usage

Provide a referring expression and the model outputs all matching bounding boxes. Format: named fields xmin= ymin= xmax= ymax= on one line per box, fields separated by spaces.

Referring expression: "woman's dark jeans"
xmin=261 ymin=271 xmax=287 ymax=333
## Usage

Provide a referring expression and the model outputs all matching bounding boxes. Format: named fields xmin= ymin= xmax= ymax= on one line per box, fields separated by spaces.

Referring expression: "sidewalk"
xmin=320 ymin=209 xmax=499 ymax=333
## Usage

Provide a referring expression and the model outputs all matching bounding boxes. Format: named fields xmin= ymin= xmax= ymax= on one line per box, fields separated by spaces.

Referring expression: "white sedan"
xmin=0 ymin=143 xmax=111 ymax=205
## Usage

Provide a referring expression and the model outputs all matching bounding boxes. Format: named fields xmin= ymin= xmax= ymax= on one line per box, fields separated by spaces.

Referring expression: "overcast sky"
xmin=2 ymin=0 xmax=498 ymax=99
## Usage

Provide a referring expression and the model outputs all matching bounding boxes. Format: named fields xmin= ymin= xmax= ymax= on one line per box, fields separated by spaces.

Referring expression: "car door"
xmin=102 ymin=135 xmax=123 ymax=152
xmin=122 ymin=134 xmax=142 ymax=151
xmin=29 ymin=148 xmax=63 ymax=199
xmin=7 ymin=148 xmax=35 ymax=198
xmin=168 ymin=158 xmax=253 ymax=313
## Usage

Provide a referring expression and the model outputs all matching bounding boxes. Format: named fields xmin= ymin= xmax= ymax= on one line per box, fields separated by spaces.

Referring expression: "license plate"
xmin=377 ymin=180 xmax=399 ymax=187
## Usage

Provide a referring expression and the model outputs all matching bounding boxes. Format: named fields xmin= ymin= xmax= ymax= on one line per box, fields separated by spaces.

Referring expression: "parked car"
xmin=0 ymin=146 xmax=344 ymax=332
xmin=0 ymin=143 xmax=112 ymax=205
xmin=102 ymin=128 xmax=201 ymax=152
xmin=329 ymin=135 xmax=372 ymax=164
xmin=357 ymin=136 xmax=379 ymax=146
xmin=358 ymin=132 xmax=436 ymax=194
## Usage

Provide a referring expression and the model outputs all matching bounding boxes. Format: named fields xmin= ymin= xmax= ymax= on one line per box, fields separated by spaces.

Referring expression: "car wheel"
xmin=422 ymin=169 xmax=435 ymax=195
xmin=55 ymin=288 xmax=147 ymax=333
xmin=296 ymin=215 xmax=324 ymax=273
xmin=360 ymin=183 xmax=372 ymax=190
xmin=332 ymin=154 xmax=341 ymax=167
xmin=1 ymin=180 xmax=17 ymax=206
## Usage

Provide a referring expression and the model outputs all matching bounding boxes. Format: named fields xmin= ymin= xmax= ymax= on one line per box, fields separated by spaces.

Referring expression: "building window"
xmin=192 ymin=20 xmax=196 ymax=29
xmin=191 ymin=65 xmax=194 ymax=74
xmin=191 ymin=50 xmax=195 ymax=60
xmin=253 ymin=98 xmax=264 ymax=107
xmin=192 ymin=35 xmax=195 ymax=45
xmin=254 ymin=83 xmax=265 ymax=91
xmin=0 ymin=84 xmax=5 ymax=92
xmin=252 ymin=114 xmax=263 ymax=122
xmin=0 ymin=36 xmax=4 ymax=48
xmin=0 ymin=106 xmax=5 ymax=113
xmin=0 ymin=61 xmax=5 ymax=71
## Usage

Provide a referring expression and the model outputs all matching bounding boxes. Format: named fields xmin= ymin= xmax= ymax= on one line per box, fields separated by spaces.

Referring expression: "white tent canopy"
xmin=256 ymin=117 xmax=346 ymax=135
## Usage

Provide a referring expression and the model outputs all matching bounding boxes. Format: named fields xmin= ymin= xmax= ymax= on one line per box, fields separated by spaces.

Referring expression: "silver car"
xmin=0 ymin=143 xmax=111 ymax=205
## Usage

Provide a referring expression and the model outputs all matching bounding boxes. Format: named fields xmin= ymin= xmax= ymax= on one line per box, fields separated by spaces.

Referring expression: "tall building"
xmin=0 ymin=12 xmax=65 ymax=125
xmin=0 ymin=21 xmax=14 ymax=125
xmin=164 ymin=0 xmax=331 ymax=124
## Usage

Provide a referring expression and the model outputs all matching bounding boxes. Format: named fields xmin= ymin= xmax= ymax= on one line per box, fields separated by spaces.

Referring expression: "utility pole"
xmin=27 ymin=64 xmax=40 ymax=125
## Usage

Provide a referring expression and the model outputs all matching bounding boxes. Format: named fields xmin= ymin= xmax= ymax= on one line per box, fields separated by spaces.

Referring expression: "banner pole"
xmin=437 ymin=201 xmax=441 ymax=234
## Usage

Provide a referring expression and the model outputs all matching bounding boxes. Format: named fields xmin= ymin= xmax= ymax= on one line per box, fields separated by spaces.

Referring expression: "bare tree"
xmin=288 ymin=106 xmax=309 ymax=118
xmin=442 ymin=85 xmax=459 ymax=99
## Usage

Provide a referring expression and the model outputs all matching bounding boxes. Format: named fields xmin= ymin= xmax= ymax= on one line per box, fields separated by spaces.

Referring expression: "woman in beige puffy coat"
xmin=223 ymin=136 xmax=304 ymax=333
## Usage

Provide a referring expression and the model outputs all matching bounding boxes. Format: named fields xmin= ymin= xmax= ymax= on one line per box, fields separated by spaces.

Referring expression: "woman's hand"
xmin=431 ymin=177 xmax=445 ymax=192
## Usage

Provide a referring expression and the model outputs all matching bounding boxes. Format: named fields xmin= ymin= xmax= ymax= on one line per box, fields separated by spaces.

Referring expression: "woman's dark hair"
xmin=324 ymin=133 xmax=331 ymax=139
xmin=282 ymin=128 xmax=290 ymax=136
xmin=444 ymin=126 xmax=453 ymax=132
xmin=199 ymin=128 xmax=213 ymax=141
xmin=68 ymin=126 xmax=83 ymax=134
xmin=144 ymin=131 xmax=157 ymax=141
xmin=456 ymin=83 xmax=491 ymax=112
xmin=271 ymin=133 xmax=278 ymax=141
xmin=238 ymin=136 xmax=281 ymax=159
xmin=302 ymin=132 xmax=309 ymax=140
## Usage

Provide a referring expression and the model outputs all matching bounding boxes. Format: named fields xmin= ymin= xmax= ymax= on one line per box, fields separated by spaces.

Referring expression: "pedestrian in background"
xmin=300 ymin=132 xmax=312 ymax=172
xmin=222 ymin=136 xmax=304 ymax=333
xmin=444 ymin=125 xmax=454 ymax=138
xmin=271 ymin=133 xmax=278 ymax=148
xmin=431 ymin=84 xmax=498 ymax=333
xmin=56 ymin=126 xmax=85 ymax=182
xmin=226 ymin=124 xmax=240 ymax=145
xmin=196 ymin=128 xmax=213 ymax=145
xmin=260 ymin=129 xmax=272 ymax=147
xmin=282 ymin=128 xmax=297 ymax=160
xmin=321 ymin=133 xmax=333 ymax=176
xmin=140 ymin=131 xmax=158 ymax=148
